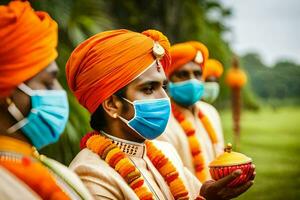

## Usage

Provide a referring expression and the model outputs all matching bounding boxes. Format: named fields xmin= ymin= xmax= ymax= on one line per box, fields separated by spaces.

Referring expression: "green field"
xmin=220 ymin=106 xmax=300 ymax=200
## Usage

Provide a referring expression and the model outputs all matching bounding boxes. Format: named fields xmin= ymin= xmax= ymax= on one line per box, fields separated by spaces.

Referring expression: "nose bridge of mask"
xmin=173 ymin=78 xmax=202 ymax=86
xmin=190 ymin=78 xmax=203 ymax=86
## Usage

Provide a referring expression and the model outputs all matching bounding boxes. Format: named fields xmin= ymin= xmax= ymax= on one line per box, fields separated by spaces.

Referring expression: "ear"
xmin=102 ymin=95 xmax=123 ymax=119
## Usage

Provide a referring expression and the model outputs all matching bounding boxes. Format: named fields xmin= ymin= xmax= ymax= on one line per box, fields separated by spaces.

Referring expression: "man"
xmin=200 ymin=58 xmax=225 ymax=156
xmin=0 ymin=1 xmax=93 ymax=199
xmin=158 ymin=42 xmax=225 ymax=183
xmin=202 ymin=59 xmax=224 ymax=104
xmin=66 ymin=29 xmax=254 ymax=200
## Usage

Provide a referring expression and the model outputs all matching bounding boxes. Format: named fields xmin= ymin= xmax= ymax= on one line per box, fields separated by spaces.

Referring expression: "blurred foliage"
xmin=241 ymin=53 xmax=300 ymax=108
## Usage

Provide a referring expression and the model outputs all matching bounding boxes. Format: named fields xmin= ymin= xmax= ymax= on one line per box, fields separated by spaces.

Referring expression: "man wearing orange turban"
xmin=202 ymin=59 xmax=224 ymax=103
xmin=158 ymin=42 xmax=227 ymax=183
xmin=67 ymin=30 xmax=254 ymax=200
xmin=0 ymin=1 xmax=92 ymax=199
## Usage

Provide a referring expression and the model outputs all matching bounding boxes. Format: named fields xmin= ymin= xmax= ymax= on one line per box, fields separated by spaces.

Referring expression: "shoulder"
xmin=160 ymin=113 xmax=185 ymax=142
xmin=196 ymin=101 xmax=221 ymax=121
xmin=69 ymin=148 xmax=121 ymax=181
xmin=151 ymin=140 xmax=184 ymax=168
xmin=197 ymin=101 xmax=218 ymax=114
xmin=40 ymin=155 xmax=94 ymax=200
xmin=69 ymin=148 xmax=134 ymax=199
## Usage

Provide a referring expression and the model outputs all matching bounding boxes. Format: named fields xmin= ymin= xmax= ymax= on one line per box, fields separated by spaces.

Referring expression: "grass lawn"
xmin=220 ymin=106 xmax=300 ymax=200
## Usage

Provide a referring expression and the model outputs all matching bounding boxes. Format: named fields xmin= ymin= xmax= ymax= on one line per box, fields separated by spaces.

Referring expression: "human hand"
xmin=200 ymin=165 xmax=255 ymax=200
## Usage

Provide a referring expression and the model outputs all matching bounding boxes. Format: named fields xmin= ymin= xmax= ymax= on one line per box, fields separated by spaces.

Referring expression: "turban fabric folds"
xmin=66 ymin=29 xmax=171 ymax=113
xmin=0 ymin=1 xmax=58 ymax=97
xmin=168 ymin=41 xmax=209 ymax=77
xmin=203 ymin=59 xmax=224 ymax=80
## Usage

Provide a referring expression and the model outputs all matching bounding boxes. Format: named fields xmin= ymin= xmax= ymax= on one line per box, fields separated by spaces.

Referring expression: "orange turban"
xmin=203 ymin=59 xmax=224 ymax=80
xmin=0 ymin=1 xmax=58 ymax=97
xmin=167 ymin=41 xmax=209 ymax=77
xmin=66 ymin=29 xmax=171 ymax=113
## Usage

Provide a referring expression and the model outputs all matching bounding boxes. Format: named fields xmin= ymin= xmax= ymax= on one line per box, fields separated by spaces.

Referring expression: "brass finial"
xmin=153 ymin=42 xmax=165 ymax=59
xmin=224 ymin=143 xmax=232 ymax=153
xmin=194 ymin=51 xmax=204 ymax=64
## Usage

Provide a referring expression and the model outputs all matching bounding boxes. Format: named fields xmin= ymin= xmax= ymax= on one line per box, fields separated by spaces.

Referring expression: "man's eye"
xmin=194 ymin=71 xmax=202 ymax=78
xmin=143 ymin=86 xmax=154 ymax=94
xmin=162 ymin=84 xmax=168 ymax=91
xmin=177 ymin=71 xmax=189 ymax=79
xmin=45 ymin=81 xmax=54 ymax=90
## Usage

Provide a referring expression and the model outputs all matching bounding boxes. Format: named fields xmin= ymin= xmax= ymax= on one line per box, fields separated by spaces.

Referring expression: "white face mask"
xmin=202 ymin=82 xmax=220 ymax=103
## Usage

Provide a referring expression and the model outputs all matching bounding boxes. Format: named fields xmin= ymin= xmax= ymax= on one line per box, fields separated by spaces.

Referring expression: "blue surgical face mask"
xmin=168 ymin=79 xmax=204 ymax=106
xmin=7 ymin=83 xmax=69 ymax=149
xmin=202 ymin=82 xmax=220 ymax=103
xmin=118 ymin=97 xmax=171 ymax=140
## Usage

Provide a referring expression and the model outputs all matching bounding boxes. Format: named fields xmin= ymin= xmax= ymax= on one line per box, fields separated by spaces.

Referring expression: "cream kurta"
xmin=158 ymin=101 xmax=224 ymax=178
xmin=69 ymin=135 xmax=201 ymax=200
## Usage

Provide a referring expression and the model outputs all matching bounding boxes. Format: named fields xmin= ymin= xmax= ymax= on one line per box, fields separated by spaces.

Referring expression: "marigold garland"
xmin=81 ymin=132 xmax=154 ymax=200
xmin=172 ymin=104 xmax=219 ymax=182
xmin=81 ymin=131 xmax=205 ymax=200
xmin=197 ymin=109 xmax=218 ymax=146
xmin=0 ymin=136 xmax=70 ymax=200
xmin=0 ymin=156 xmax=70 ymax=200
xmin=145 ymin=141 xmax=189 ymax=200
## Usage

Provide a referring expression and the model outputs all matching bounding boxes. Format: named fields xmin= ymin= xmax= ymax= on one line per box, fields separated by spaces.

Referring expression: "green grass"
xmin=220 ymin=106 xmax=300 ymax=200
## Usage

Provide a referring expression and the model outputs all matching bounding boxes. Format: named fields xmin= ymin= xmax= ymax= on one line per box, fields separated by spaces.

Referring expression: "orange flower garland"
xmin=81 ymin=131 xmax=205 ymax=200
xmin=145 ymin=141 xmax=189 ymax=200
xmin=0 ymin=155 xmax=70 ymax=200
xmin=81 ymin=132 xmax=154 ymax=200
xmin=172 ymin=103 xmax=219 ymax=182
xmin=197 ymin=109 xmax=218 ymax=147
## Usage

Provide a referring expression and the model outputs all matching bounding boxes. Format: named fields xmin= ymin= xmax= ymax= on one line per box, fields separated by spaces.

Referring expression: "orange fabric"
xmin=66 ymin=29 xmax=171 ymax=113
xmin=0 ymin=136 xmax=69 ymax=200
xmin=0 ymin=1 xmax=58 ymax=97
xmin=0 ymin=161 xmax=70 ymax=200
xmin=0 ymin=136 xmax=33 ymax=156
xmin=168 ymin=41 xmax=209 ymax=77
xmin=203 ymin=59 xmax=224 ymax=80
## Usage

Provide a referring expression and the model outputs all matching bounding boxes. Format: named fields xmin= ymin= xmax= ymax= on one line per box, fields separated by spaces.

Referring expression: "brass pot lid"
xmin=209 ymin=143 xmax=252 ymax=167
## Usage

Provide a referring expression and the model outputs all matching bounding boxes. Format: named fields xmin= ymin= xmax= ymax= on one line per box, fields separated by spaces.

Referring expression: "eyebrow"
xmin=46 ymin=68 xmax=59 ymax=78
xmin=137 ymin=79 xmax=168 ymax=87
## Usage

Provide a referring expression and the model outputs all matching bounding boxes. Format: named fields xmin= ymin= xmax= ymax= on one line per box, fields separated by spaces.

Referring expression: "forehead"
xmin=176 ymin=61 xmax=201 ymax=72
xmin=45 ymin=62 xmax=59 ymax=73
xmin=131 ymin=61 xmax=166 ymax=85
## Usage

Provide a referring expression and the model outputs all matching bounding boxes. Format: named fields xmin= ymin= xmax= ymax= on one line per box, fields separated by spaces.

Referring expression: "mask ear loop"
xmin=18 ymin=83 xmax=34 ymax=96
xmin=6 ymin=98 xmax=24 ymax=121
xmin=116 ymin=96 xmax=134 ymax=123
xmin=6 ymin=83 xmax=33 ymax=134
xmin=115 ymin=96 xmax=146 ymax=139
xmin=6 ymin=98 xmax=29 ymax=134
